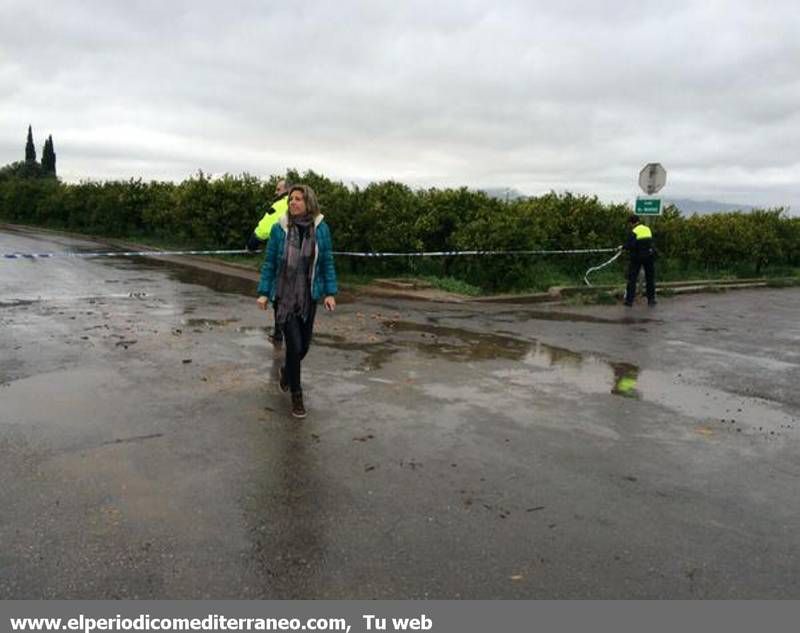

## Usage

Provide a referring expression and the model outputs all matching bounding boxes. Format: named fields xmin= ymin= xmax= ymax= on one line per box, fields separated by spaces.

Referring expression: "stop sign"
xmin=639 ymin=163 xmax=667 ymax=195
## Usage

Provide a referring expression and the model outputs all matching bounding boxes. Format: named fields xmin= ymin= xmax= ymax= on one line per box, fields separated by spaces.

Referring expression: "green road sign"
xmin=635 ymin=197 xmax=662 ymax=215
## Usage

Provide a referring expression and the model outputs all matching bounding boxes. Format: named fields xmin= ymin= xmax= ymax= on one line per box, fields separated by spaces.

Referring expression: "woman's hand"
xmin=256 ymin=296 xmax=269 ymax=310
xmin=323 ymin=296 xmax=336 ymax=312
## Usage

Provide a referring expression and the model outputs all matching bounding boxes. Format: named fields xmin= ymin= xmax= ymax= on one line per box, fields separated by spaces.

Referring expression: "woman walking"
xmin=256 ymin=184 xmax=337 ymax=418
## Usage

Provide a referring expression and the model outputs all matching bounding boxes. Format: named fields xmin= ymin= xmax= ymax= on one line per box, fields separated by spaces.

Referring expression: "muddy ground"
xmin=1 ymin=227 xmax=798 ymax=598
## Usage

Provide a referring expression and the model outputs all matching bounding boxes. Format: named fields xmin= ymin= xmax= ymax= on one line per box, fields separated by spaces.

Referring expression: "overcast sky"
xmin=1 ymin=0 xmax=799 ymax=210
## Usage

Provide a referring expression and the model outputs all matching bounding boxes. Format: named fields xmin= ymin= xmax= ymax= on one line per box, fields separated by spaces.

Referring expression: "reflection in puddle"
xmin=384 ymin=321 xmax=531 ymax=361
xmin=317 ymin=320 xmax=646 ymax=401
xmin=514 ymin=344 xmax=626 ymax=397
xmin=358 ymin=346 xmax=397 ymax=371
xmin=611 ymin=363 xmax=640 ymax=398
xmin=315 ymin=333 xmax=398 ymax=371
xmin=327 ymin=319 xmax=798 ymax=434
xmin=244 ymin=418 xmax=325 ymax=596
xmin=502 ymin=351 xmax=795 ymax=435
xmin=385 ymin=321 xmax=654 ymax=403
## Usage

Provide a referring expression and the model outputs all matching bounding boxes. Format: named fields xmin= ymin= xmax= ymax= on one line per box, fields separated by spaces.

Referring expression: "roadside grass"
xmin=337 ymin=272 xmax=378 ymax=287
xmin=420 ymin=276 xmax=483 ymax=296
xmin=765 ymin=278 xmax=800 ymax=288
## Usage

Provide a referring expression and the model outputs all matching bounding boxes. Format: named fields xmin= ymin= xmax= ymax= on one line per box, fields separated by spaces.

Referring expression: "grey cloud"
xmin=1 ymin=0 xmax=799 ymax=210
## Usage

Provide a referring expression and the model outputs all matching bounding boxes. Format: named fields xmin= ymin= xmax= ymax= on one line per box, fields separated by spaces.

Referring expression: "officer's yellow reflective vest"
xmin=633 ymin=224 xmax=652 ymax=240
xmin=254 ymin=195 xmax=288 ymax=240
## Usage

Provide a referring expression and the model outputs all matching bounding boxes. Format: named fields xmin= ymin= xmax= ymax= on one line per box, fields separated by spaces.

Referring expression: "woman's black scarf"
xmin=275 ymin=214 xmax=316 ymax=324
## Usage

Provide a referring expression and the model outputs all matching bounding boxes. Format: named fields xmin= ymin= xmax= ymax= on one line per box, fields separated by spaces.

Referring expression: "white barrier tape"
xmin=3 ymin=246 xmax=621 ymax=260
xmin=584 ymin=247 xmax=623 ymax=286
xmin=2 ymin=249 xmax=251 ymax=260
xmin=332 ymin=247 xmax=619 ymax=257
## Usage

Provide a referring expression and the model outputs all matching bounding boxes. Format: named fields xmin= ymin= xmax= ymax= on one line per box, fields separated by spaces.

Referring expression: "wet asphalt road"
xmin=1 ymin=227 xmax=799 ymax=598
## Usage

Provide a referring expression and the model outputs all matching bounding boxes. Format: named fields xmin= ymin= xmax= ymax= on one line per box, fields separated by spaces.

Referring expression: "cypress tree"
xmin=38 ymin=136 xmax=57 ymax=177
xmin=25 ymin=125 xmax=36 ymax=163
xmin=41 ymin=138 xmax=50 ymax=172
xmin=48 ymin=135 xmax=57 ymax=177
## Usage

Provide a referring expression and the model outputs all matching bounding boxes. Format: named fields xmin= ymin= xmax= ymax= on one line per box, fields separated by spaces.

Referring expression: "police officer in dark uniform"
xmin=623 ymin=214 xmax=656 ymax=306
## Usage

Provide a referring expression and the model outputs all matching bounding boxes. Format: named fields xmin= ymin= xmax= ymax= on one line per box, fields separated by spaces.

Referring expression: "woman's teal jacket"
xmin=257 ymin=213 xmax=338 ymax=302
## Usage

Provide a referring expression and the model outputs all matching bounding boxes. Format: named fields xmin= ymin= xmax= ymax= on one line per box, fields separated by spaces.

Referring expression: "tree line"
xmin=0 ymin=167 xmax=797 ymax=291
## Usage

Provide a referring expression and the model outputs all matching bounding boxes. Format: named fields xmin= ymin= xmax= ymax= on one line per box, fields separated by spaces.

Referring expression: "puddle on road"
xmin=508 ymin=310 xmax=660 ymax=325
xmin=238 ymin=326 xmax=271 ymax=335
xmin=104 ymin=277 xmax=157 ymax=285
xmin=315 ymin=319 xmax=796 ymax=436
xmin=102 ymin=257 xmax=257 ymax=297
xmin=499 ymin=350 xmax=796 ymax=437
xmin=0 ymin=367 xmax=126 ymax=437
xmin=423 ymin=310 xmax=657 ymax=325
xmin=183 ymin=318 xmax=240 ymax=328
xmin=315 ymin=333 xmax=398 ymax=370
xmin=8 ymin=249 xmax=791 ymax=436
xmin=504 ymin=343 xmax=642 ymax=400
xmin=317 ymin=320 xmax=627 ymax=381
xmin=314 ymin=333 xmax=347 ymax=345
xmin=0 ymin=299 xmax=39 ymax=309
xmin=383 ymin=321 xmax=531 ymax=361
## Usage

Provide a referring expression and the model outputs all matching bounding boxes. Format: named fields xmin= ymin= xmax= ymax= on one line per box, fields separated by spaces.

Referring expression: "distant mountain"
xmin=665 ymin=198 xmax=755 ymax=214
xmin=479 ymin=191 xmax=761 ymax=213
xmin=481 ymin=187 xmax=526 ymax=201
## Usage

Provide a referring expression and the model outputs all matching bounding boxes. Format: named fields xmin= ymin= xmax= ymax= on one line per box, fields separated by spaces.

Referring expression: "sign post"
xmin=636 ymin=163 xmax=666 ymax=216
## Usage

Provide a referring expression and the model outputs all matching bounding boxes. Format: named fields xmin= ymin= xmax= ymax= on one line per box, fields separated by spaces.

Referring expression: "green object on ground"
xmin=615 ymin=377 xmax=637 ymax=394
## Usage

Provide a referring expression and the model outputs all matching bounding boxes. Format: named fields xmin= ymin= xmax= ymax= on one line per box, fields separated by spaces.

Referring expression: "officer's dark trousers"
xmin=625 ymin=257 xmax=656 ymax=304
xmin=281 ymin=303 xmax=317 ymax=394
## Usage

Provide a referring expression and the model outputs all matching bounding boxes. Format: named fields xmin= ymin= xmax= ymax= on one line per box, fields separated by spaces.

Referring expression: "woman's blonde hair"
xmin=289 ymin=184 xmax=321 ymax=217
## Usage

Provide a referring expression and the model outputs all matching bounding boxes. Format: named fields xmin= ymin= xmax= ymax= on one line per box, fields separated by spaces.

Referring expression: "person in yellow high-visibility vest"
xmin=623 ymin=214 xmax=657 ymax=306
xmin=247 ymin=179 xmax=289 ymax=250
xmin=247 ymin=179 xmax=290 ymax=344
